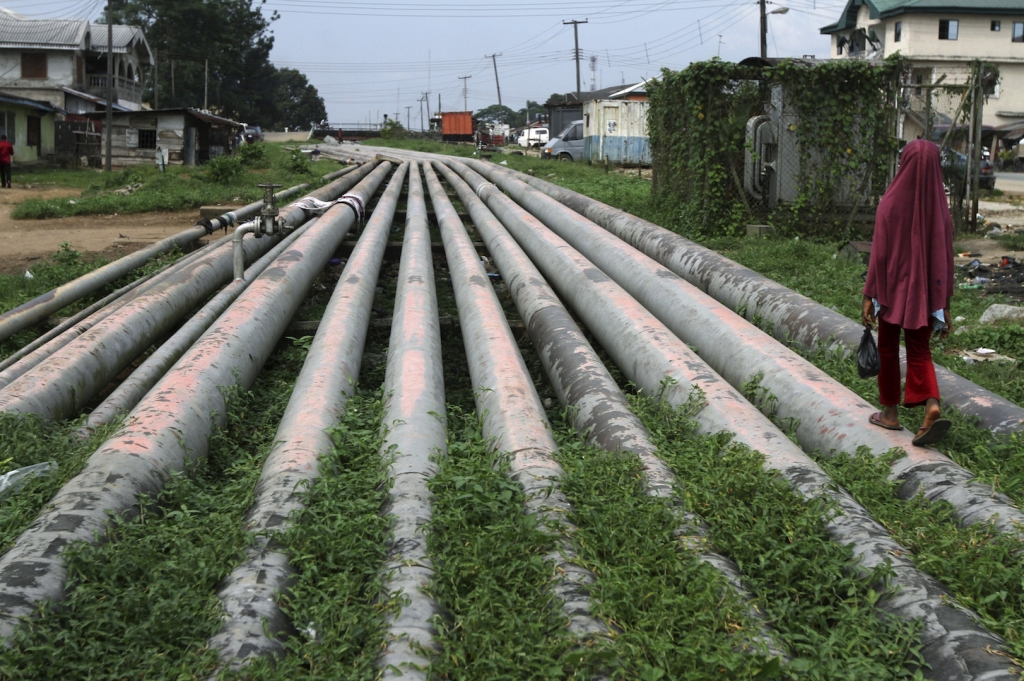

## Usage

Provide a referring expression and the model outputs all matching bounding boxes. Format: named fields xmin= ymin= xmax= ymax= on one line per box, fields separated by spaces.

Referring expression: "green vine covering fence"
xmin=649 ymin=56 xmax=905 ymax=239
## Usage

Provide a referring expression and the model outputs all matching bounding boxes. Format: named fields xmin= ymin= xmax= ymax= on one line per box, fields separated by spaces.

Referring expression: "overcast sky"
xmin=4 ymin=0 xmax=841 ymax=129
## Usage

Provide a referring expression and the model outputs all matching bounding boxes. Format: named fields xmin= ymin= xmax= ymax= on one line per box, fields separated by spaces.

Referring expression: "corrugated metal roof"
xmin=0 ymin=9 xmax=86 ymax=50
xmin=822 ymin=0 xmax=1024 ymax=33
xmin=0 ymin=89 xmax=61 ymax=113
xmin=59 ymin=86 xmax=130 ymax=112
xmin=90 ymin=23 xmax=152 ymax=63
xmin=81 ymin=107 xmax=243 ymax=128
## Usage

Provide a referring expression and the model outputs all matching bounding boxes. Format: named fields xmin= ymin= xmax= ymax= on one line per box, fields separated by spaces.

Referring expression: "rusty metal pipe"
xmin=207 ymin=162 xmax=405 ymax=666
xmin=231 ymin=224 xmax=256 ymax=281
xmin=0 ymin=182 xmax=311 ymax=344
xmin=0 ymin=162 xmax=394 ymax=643
xmin=0 ymin=233 xmax=234 ymax=391
xmin=457 ymin=160 xmax=1024 ymax=540
xmin=435 ymin=160 xmax=787 ymax=660
xmin=422 ymin=162 xmax=608 ymax=640
xmin=79 ymin=219 xmax=322 ymax=437
xmin=466 ymin=160 xmax=1024 ymax=434
xmin=0 ymin=167 xmax=377 ymax=421
xmin=445 ymin=161 xmax=1012 ymax=679
xmin=200 ymin=182 xmax=310 ymax=234
xmin=377 ymin=162 xmax=446 ymax=679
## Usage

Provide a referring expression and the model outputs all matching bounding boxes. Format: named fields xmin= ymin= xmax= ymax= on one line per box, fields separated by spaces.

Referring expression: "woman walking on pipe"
xmin=863 ymin=139 xmax=954 ymax=446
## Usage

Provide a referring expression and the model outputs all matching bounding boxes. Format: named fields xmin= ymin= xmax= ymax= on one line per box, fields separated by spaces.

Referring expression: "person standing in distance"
xmin=0 ymin=134 xmax=13 ymax=188
xmin=862 ymin=139 xmax=953 ymax=446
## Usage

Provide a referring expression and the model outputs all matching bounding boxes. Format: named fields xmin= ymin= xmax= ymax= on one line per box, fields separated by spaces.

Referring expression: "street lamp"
xmin=760 ymin=2 xmax=789 ymax=59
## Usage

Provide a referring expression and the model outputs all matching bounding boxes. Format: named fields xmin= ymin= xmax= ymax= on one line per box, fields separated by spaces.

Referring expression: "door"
xmin=27 ymin=115 xmax=40 ymax=156
xmin=183 ymin=126 xmax=196 ymax=166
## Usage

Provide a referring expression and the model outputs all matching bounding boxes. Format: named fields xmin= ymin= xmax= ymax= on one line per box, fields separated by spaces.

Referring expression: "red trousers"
xmin=877 ymin=318 xmax=939 ymax=408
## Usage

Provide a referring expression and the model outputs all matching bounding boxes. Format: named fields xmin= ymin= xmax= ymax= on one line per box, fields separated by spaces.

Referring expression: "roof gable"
xmin=821 ymin=0 xmax=1024 ymax=33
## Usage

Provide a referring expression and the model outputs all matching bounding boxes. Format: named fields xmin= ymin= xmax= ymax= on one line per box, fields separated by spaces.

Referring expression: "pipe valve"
xmin=255 ymin=183 xmax=283 ymax=237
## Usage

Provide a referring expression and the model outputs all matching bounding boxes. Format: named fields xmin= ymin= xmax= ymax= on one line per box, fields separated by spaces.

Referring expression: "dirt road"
xmin=0 ymin=185 xmax=200 ymax=275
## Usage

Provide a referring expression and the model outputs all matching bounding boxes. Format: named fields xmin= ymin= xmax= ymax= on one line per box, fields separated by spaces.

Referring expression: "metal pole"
xmin=563 ymin=19 xmax=587 ymax=93
xmin=486 ymin=52 xmax=502 ymax=108
xmin=970 ymin=62 xmax=985 ymax=233
xmin=760 ymin=0 xmax=768 ymax=59
xmin=204 ymin=58 xmax=208 ymax=110
xmin=105 ymin=1 xmax=112 ymax=172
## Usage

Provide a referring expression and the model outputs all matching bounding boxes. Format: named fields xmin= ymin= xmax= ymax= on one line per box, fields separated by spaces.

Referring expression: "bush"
xmin=238 ymin=143 xmax=271 ymax=169
xmin=379 ymin=119 xmax=406 ymax=139
xmin=204 ymin=154 xmax=245 ymax=184
xmin=286 ymin=150 xmax=313 ymax=176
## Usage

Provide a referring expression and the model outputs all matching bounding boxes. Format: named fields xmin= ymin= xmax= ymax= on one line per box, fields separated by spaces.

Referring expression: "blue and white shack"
xmin=582 ymin=81 xmax=650 ymax=166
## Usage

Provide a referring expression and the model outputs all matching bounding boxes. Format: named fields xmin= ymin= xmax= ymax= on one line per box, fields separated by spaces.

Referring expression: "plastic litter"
xmin=23 ymin=270 xmax=33 ymax=280
xmin=857 ymin=325 xmax=880 ymax=378
xmin=0 ymin=461 xmax=57 ymax=500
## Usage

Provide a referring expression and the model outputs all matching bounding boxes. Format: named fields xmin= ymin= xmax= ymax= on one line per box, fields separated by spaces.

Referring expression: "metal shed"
xmin=582 ymin=98 xmax=650 ymax=166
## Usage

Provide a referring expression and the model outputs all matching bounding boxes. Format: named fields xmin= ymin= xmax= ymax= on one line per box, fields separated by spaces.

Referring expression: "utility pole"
xmin=405 ymin=105 xmax=412 ymax=128
xmin=423 ymin=90 xmax=431 ymax=121
xmin=153 ymin=49 xmax=158 ymax=109
xmin=419 ymin=96 xmax=425 ymax=133
xmin=105 ymin=0 xmax=112 ymax=172
xmin=760 ymin=0 xmax=768 ymax=58
xmin=563 ymin=19 xmax=588 ymax=93
xmin=486 ymin=52 xmax=502 ymax=108
xmin=204 ymin=58 xmax=208 ymax=110
xmin=170 ymin=59 xmax=174 ymax=99
xmin=459 ymin=75 xmax=471 ymax=111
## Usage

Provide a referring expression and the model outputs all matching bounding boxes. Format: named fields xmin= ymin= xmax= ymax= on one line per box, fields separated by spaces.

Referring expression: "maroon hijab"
xmin=864 ymin=139 xmax=954 ymax=330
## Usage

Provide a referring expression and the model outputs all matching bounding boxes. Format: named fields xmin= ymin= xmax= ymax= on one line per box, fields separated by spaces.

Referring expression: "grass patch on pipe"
xmin=425 ymin=406 xmax=604 ymax=679
xmin=227 ymin=393 xmax=393 ymax=680
xmin=816 ymin=448 xmax=1024 ymax=662
xmin=551 ymin=426 xmax=777 ymax=679
xmin=630 ymin=394 xmax=925 ymax=680
xmin=0 ymin=342 xmax=305 ymax=679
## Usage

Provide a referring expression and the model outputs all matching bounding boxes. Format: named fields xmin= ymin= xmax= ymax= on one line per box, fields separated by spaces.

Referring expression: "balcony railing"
xmin=83 ymin=75 xmax=142 ymax=103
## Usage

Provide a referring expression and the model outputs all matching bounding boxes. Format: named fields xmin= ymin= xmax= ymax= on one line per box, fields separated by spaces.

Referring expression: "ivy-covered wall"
xmin=649 ymin=56 xmax=904 ymax=240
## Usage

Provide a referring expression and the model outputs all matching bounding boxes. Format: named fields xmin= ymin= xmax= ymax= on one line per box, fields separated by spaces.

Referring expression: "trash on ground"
xmin=0 ymin=461 xmax=57 ymax=500
xmin=960 ymin=349 xmax=1016 ymax=363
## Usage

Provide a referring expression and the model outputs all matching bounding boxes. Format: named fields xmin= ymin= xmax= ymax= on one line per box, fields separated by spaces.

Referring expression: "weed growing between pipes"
xmin=551 ymin=424 xmax=776 ymax=679
xmin=631 ymin=394 xmax=926 ymax=679
xmin=426 ymin=406 xmax=604 ymax=679
xmin=817 ymin=448 xmax=1024 ymax=663
xmin=0 ymin=414 xmax=121 ymax=552
xmin=806 ymin=345 xmax=1024 ymax=508
xmin=230 ymin=393 xmax=393 ymax=681
xmin=0 ymin=342 xmax=305 ymax=679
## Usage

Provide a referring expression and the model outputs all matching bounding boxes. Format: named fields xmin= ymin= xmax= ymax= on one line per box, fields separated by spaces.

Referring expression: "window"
xmin=138 ymin=129 xmax=156 ymax=149
xmin=21 ymin=53 xmax=46 ymax=79
xmin=939 ymin=19 xmax=958 ymax=40
xmin=992 ymin=20 xmax=1002 ymax=31
xmin=894 ymin=21 xmax=902 ymax=42
xmin=0 ymin=111 xmax=14 ymax=144
xmin=1015 ymin=22 xmax=1024 ymax=42
xmin=27 ymin=116 xmax=40 ymax=148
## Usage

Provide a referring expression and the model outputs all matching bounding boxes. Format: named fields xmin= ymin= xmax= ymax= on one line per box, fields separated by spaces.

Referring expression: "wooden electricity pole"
xmin=563 ymin=19 xmax=588 ymax=93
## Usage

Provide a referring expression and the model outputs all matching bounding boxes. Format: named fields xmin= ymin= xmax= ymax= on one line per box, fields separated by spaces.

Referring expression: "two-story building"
xmin=0 ymin=8 xmax=151 ymax=115
xmin=821 ymin=0 xmax=1024 ymax=136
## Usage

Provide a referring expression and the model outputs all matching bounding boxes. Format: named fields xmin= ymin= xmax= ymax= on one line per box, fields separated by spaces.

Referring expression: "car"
xmin=517 ymin=127 xmax=548 ymax=148
xmin=541 ymin=120 xmax=584 ymax=162
xmin=244 ymin=125 xmax=264 ymax=144
xmin=940 ymin=148 xmax=995 ymax=191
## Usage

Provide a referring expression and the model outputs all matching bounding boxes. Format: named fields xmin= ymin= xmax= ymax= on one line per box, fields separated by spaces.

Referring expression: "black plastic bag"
xmin=857 ymin=325 xmax=880 ymax=378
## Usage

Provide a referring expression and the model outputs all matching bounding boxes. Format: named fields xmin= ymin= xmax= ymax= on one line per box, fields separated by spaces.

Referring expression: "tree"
xmin=273 ymin=68 xmax=327 ymax=131
xmin=518 ymin=100 xmax=542 ymax=127
xmin=544 ymin=93 xmax=568 ymax=106
xmin=474 ymin=104 xmax=518 ymax=126
xmin=107 ymin=0 xmax=322 ymax=129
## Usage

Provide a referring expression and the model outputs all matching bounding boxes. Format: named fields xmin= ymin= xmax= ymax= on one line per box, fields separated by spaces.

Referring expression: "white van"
xmin=542 ymin=120 xmax=584 ymax=161
xmin=518 ymin=127 xmax=549 ymax=148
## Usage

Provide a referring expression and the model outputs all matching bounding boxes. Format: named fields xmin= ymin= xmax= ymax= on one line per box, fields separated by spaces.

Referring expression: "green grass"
xmin=0 ymin=242 xmax=186 ymax=361
xmin=0 ymin=340 xmax=305 ymax=679
xmin=818 ymin=448 xmax=1024 ymax=662
xmin=425 ymin=406 xmax=604 ymax=680
xmin=552 ymin=424 xmax=777 ymax=679
xmin=225 ymin=393 xmax=394 ymax=680
xmin=632 ymin=394 xmax=925 ymax=680
xmin=10 ymin=143 xmax=343 ymax=220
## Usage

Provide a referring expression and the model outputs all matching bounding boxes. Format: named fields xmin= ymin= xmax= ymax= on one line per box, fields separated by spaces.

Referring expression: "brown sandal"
xmin=869 ymin=411 xmax=903 ymax=431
